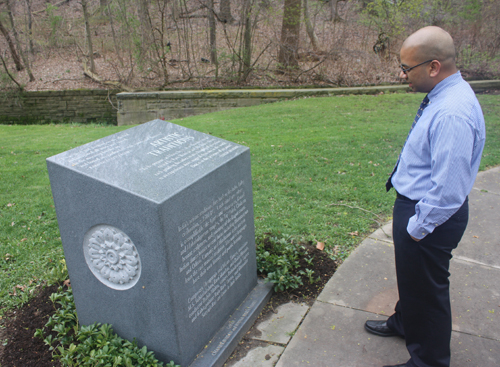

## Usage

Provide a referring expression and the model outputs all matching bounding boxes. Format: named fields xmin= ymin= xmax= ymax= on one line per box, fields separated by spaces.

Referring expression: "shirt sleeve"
xmin=407 ymin=115 xmax=475 ymax=239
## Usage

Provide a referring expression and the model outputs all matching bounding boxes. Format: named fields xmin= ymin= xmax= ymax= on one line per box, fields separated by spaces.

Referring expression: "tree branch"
xmin=0 ymin=51 xmax=23 ymax=91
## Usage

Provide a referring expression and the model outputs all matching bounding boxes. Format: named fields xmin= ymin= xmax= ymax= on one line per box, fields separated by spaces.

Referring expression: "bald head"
xmin=402 ymin=26 xmax=456 ymax=71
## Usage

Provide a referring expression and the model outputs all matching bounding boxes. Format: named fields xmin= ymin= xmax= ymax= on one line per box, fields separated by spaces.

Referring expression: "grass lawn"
xmin=1 ymin=92 xmax=499 ymax=314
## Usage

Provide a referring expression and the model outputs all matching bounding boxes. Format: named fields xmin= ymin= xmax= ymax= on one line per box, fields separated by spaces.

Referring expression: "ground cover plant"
xmin=1 ymin=92 xmax=499 ymax=366
xmin=34 ymin=286 xmax=178 ymax=367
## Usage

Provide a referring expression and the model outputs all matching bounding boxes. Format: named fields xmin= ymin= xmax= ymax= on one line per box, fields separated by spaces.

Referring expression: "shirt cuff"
xmin=407 ymin=215 xmax=431 ymax=240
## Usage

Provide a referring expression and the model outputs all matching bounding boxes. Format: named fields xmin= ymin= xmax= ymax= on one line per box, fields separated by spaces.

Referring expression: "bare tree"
xmin=81 ymin=0 xmax=96 ymax=73
xmin=106 ymin=1 xmax=123 ymax=66
xmin=304 ymin=0 xmax=320 ymax=52
xmin=149 ymin=0 xmax=170 ymax=87
xmin=208 ymin=0 xmax=218 ymax=73
xmin=219 ymin=0 xmax=235 ymax=24
xmin=25 ymin=0 xmax=34 ymax=54
xmin=278 ymin=0 xmax=301 ymax=69
xmin=0 ymin=49 xmax=23 ymax=90
xmin=0 ymin=8 xmax=23 ymax=72
xmin=138 ymin=0 xmax=152 ymax=52
xmin=329 ymin=0 xmax=345 ymax=22
xmin=6 ymin=0 xmax=34 ymax=81
xmin=239 ymin=0 xmax=252 ymax=81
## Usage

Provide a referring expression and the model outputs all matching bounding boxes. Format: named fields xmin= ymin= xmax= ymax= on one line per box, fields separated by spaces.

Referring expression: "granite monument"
xmin=46 ymin=119 xmax=272 ymax=366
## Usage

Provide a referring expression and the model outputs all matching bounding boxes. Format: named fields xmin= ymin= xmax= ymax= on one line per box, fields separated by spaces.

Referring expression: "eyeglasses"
xmin=400 ymin=59 xmax=434 ymax=75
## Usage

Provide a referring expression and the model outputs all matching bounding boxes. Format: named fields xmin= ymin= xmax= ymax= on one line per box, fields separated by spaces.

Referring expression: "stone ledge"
xmin=117 ymin=85 xmax=410 ymax=101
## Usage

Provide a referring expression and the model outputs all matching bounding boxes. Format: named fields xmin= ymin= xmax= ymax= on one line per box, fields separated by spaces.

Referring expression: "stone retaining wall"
xmin=116 ymin=80 xmax=500 ymax=126
xmin=0 ymin=90 xmax=118 ymax=125
xmin=1 ymin=80 xmax=499 ymax=125
xmin=116 ymin=86 xmax=409 ymax=126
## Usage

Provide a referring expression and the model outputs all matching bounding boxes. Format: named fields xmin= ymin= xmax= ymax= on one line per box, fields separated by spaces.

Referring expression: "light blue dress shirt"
xmin=391 ymin=71 xmax=486 ymax=239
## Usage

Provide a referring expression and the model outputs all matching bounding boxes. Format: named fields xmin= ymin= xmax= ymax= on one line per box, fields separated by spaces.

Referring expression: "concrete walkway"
xmin=233 ymin=166 xmax=500 ymax=367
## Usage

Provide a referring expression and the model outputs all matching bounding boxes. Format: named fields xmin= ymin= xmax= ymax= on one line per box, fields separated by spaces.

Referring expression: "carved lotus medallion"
xmin=83 ymin=225 xmax=141 ymax=290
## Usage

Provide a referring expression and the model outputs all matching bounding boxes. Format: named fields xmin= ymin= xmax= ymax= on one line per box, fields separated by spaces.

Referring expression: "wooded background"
xmin=0 ymin=0 xmax=499 ymax=92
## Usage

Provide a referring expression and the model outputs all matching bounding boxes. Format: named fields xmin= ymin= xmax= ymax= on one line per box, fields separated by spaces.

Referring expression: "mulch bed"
xmin=0 ymin=245 xmax=336 ymax=367
xmin=0 ymin=284 xmax=61 ymax=367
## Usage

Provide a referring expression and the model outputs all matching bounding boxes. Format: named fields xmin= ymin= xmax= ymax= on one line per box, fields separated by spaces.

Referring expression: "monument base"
xmin=190 ymin=279 xmax=274 ymax=367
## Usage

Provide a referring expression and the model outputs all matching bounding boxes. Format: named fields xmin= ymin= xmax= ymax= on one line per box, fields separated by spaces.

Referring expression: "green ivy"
xmin=35 ymin=287 xmax=180 ymax=367
xmin=256 ymin=234 xmax=314 ymax=292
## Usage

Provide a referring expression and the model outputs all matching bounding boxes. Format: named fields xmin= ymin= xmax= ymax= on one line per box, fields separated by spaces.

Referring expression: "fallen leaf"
xmin=7 ymin=203 xmax=14 ymax=207
xmin=349 ymin=231 xmax=359 ymax=236
xmin=21 ymin=238 xmax=27 ymax=242
xmin=473 ymin=235 xmax=479 ymax=238
xmin=316 ymin=242 xmax=325 ymax=251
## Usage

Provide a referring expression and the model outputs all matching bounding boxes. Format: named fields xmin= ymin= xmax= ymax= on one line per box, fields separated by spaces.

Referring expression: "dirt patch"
xmin=0 ymin=284 xmax=61 ymax=367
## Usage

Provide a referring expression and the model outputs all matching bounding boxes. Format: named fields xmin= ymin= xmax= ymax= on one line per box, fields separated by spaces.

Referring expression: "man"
xmin=364 ymin=26 xmax=486 ymax=367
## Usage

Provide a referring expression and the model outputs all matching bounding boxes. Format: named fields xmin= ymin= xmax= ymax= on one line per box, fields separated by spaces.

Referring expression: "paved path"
xmin=231 ymin=167 xmax=500 ymax=367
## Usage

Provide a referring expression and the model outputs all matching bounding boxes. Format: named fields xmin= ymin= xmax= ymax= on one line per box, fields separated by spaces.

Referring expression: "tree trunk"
xmin=7 ymin=0 xmax=35 ymax=81
xmin=0 ymin=52 xmax=23 ymax=91
xmin=0 ymin=18 xmax=23 ymax=71
xmin=138 ymin=0 xmax=152 ymax=51
xmin=303 ymin=0 xmax=319 ymax=52
xmin=208 ymin=0 xmax=218 ymax=71
xmin=25 ymin=0 xmax=34 ymax=55
xmin=242 ymin=1 xmax=252 ymax=78
xmin=219 ymin=0 xmax=235 ymax=24
xmin=238 ymin=0 xmax=253 ymax=82
xmin=330 ymin=0 xmax=343 ymax=22
xmin=81 ymin=0 xmax=96 ymax=73
xmin=278 ymin=0 xmax=301 ymax=69
xmin=106 ymin=1 xmax=123 ymax=66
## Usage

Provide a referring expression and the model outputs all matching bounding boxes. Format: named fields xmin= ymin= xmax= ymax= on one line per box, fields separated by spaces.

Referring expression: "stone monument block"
xmin=46 ymin=119 xmax=271 ymax=366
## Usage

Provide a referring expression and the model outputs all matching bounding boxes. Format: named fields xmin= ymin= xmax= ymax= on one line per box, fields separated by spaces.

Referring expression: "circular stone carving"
xmin=83 ymin=225 xmax=141 ymax=290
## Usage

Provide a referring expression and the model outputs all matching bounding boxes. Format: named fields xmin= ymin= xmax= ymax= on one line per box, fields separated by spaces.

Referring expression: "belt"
xmin=396 ymin=191 xmax=416 ymax=202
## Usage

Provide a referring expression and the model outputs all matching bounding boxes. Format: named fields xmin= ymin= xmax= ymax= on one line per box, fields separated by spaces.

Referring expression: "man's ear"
xmin=429 ymin=60 xmax=441 ymax=78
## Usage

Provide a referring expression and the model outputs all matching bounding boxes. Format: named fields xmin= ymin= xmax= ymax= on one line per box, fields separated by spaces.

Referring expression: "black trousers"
xmin=387 ymin=193 xmax=469 ymax=367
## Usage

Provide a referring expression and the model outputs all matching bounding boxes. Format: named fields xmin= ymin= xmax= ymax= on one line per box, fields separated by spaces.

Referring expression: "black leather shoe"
xmin=364 ymin=320 xmax=401 ymax=337
xmin=383 ymin=364 xmax=406 ymax=367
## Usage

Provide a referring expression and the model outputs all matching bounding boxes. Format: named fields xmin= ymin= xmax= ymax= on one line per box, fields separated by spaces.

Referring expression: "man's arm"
xmin=407 ymin=115 xmax=476 ymax=240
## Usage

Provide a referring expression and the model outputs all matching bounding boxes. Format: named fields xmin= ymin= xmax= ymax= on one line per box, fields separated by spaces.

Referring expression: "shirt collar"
xmin=428 ymin=71 xmax=462 ymax=101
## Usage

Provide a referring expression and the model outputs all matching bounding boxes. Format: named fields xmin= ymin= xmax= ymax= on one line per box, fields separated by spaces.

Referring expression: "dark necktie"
xmin=386 ymin=95 xmax=430 ymax=192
